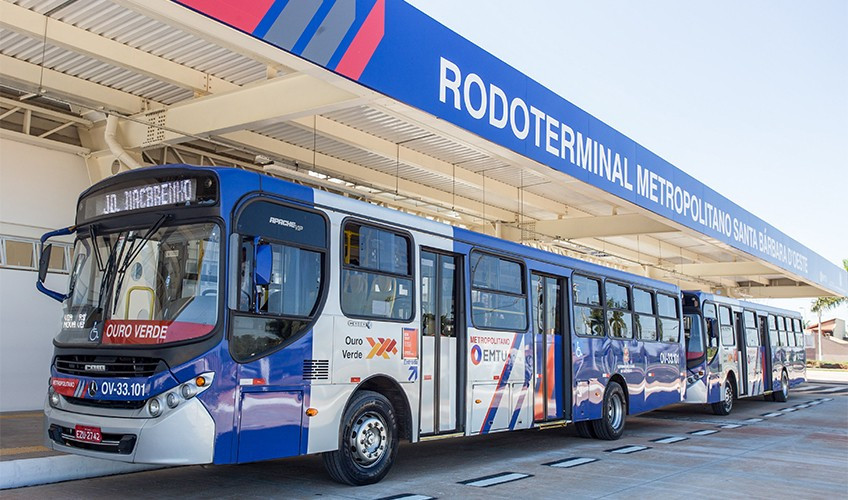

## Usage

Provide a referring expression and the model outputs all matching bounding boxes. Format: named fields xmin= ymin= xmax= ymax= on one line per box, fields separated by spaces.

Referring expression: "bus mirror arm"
xmin=36 ymin=225 xmax=76 ymax=302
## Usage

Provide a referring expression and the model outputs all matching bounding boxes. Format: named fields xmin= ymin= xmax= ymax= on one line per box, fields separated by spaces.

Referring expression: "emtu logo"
xmin=366 ymin=337 xmax=397 ymax=359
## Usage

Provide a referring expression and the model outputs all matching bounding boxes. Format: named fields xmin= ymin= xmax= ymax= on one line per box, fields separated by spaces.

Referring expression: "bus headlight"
xmin=148 ymin=398 xmax=162 ymax=417
xmin=48 ymin=387 xmax=60 ymax=408
xmin=166 ymin=392 xmax=180 ymax=409
xmin=181 ymin=384 xmax=196 ymax=399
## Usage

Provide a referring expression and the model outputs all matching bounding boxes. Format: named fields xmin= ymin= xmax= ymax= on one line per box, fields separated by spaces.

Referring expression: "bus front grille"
xmin=55 ymin=355 xmax=165 ymax=378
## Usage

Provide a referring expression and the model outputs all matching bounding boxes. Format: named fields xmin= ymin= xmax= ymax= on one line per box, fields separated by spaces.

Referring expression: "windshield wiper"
xmin=112 ymin=214 xmax=171 ymax=315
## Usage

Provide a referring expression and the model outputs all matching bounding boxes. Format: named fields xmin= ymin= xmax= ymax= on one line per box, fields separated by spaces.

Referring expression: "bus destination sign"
xmin=101 ymin=179 xmax=195 ymax=215
xmin=79 ymin=177 xmax=208 ymax=221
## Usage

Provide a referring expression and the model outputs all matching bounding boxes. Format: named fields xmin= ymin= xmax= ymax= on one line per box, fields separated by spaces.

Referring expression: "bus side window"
xmin=340 ymin=222 xmax=413 ymax=322
xmin=657 ymin=293 xmax=680 ymax=343
xmin=718 ymin=306 xmax=734 ymax=346
xmin=470 ymin=252 xmax=527 ymax=331
xmin=572 ymin=274 xmax=604 ymax=337
xmin=633 ymin=288 xmax=657 ymax=341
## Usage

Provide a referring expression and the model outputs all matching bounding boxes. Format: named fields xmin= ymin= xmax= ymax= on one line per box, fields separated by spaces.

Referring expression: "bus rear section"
xmin=682 ymin=292 xmax=804 ymax=414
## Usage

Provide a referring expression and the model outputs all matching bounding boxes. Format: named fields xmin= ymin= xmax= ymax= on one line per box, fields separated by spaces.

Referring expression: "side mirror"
xmin=35 ymin=225 xmax=76 ymax=302
xmin=254 ymin=242 xmax=272 ymax=286
xmin=38 ymin=243 xmax=53 ymax=283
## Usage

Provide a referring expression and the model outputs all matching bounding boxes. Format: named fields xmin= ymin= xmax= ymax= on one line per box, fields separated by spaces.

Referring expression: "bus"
xmin=38 ymin=165 xmax=686 ymax=485
xmin=682 ymin=292 xmax=806 ymax=415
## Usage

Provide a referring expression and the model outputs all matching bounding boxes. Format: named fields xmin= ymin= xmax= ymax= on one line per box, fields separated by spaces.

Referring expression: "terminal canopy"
xmin=1 ymin=0 xmax=845 ymax=299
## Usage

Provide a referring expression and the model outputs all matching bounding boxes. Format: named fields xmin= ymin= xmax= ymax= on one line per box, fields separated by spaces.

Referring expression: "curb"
xmin=0 ymin=455 xmax=166 ymax=490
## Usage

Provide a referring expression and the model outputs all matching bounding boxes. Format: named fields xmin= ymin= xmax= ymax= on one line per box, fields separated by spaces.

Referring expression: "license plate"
xmin=74 ymin=425 xmax=102 ymax=443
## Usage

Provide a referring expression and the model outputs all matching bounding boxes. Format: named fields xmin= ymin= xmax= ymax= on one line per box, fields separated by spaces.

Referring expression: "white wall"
xmin=0 ymin=138 xmax=91 ymax=411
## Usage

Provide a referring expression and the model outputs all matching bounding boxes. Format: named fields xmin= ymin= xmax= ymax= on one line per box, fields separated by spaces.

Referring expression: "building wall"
xmin=0 ymin=138 xmax=91 ymax=411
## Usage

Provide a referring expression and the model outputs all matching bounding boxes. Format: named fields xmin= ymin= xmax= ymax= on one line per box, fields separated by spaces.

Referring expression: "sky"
xmin=407 ymin=0 xmax=847 ymax=324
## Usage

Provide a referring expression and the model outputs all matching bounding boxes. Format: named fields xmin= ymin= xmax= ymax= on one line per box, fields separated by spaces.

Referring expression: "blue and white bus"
xmin=682 ymin=292 xmax=806 ymax=415
xmin=38 ymin=165 xmax=686 ymax=485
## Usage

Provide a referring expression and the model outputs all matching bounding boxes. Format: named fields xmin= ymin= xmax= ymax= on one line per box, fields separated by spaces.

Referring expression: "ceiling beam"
xmin=0 ymin=54 xmax=154 ymax=114
xmin=288 ymin=115 xmax=567 ymax=218
xmin=0 ymin=2 xmax=236 ymax=96
xmin=219 ymin=130 xmax=517 ymax=222
xmin=122 ymin=74 xmax=366 ymax=147
xmin=534 ymin=214 xmax=676 ymax=239
xmin=674 ymin=262 xmax=776 ymax=276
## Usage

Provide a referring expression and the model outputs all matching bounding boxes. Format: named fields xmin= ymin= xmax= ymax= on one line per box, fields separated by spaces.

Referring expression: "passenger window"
xmin=633 ymin=288 xmax=658 ymax=341
xmin=768 ymin=315 xmax=779 ymax=347
xmin=573 ymin=275 xmax=604 ymax=337
xmin=777 ymin=316 xmax=788 ymax=346
xmin=657 ymin=293 xmax=680 ymax=343
xmin=793 ymin=319 xmax=805 ymax=347
xmin=233 ymin=201 xmax=327 ymax=362
xmin=341 ymin=222 xmax=413 ymax=321
xmin=470 ymin=252 xmax=527 ymax=330
xmin=605 ymin=282 xmax=632 ymax=339
xmin=718 ymin=305 xmax=734 ymax=346
xmin=744 ymin=311 xmax=759 ymax=347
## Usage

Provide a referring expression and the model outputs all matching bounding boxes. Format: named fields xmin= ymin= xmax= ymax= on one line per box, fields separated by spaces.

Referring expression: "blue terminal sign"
xmin=174 ymin=0 xmax=847 ymax=296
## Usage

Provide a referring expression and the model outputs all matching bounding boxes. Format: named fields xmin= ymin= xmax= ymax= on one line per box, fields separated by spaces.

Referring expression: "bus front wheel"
xmin=592 ymin=382 xmax=626 ymax=440
xmin=711 ymin=380 xmax=734 ymax=415
xmin=773 ymin=371 xmax=789 ymax=403
xmin=323 ymin=390 xmax=399 ymax=486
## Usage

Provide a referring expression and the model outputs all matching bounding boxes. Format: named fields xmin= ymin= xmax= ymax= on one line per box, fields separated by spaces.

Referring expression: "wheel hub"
xmin=608 ymin=393 xmax=624 ymax=430
xmin=350 ymin=413 xmax=387 ymax=468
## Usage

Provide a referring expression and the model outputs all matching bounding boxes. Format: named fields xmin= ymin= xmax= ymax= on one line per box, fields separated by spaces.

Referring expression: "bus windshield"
xmin=57 ymin=222 xmax=221 ymax=346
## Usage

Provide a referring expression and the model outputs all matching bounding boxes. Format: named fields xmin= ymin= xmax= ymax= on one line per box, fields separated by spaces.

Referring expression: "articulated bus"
xmin=682 ymin=292 xmax=806 ymax=415
xmin=38 ymin=165 xmax=687 ymax=485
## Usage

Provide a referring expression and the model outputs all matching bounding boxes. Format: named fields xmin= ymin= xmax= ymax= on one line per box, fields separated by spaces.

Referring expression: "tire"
xmin=574 ymin=420 xmax=596 ymax=439
xmin=711 ymin=380 xmax=734 ymax=416
xmin=322 ymin=390 xmax=398 ymax=486
xmin=591 ymin=382 xmax=627 ymax=440
xmin=773 ymin=371 xmax=789 ymax=403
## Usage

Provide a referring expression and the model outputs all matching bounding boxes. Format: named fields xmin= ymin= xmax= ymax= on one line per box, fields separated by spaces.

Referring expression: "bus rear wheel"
xmin=773 ymin=371 xmax=789 ymax=403
xmin=591 ymin=382 xmax=626 ymax=440
xmin=322 ymin=390 xmax=398 ymax=486
xmin=711 ymin=380 xmax=734 ymax=415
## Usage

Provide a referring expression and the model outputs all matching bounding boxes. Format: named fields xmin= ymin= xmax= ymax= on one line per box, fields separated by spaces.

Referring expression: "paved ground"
xmin=3 ymin=380 xmax=847 ymax=499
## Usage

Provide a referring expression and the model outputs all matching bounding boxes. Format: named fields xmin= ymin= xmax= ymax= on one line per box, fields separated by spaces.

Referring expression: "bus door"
xmin=733 ymin=311 xmax=749 ymax=396
xmin=420 ymin=250 xmax=463 ymax=435
xmin=758 ymin=314 xmax=773 ymax=391
xmin=531 ymin=273 xmax=565 ymax=422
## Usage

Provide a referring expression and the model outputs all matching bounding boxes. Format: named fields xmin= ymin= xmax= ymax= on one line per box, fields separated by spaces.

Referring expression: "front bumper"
xmin=44 ymin=396 xmax=215 ymax=465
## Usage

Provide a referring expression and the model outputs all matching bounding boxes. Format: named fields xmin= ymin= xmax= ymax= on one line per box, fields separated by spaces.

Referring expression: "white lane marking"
xmin=607 ymin=445 xmax=650 ymax=454
xmin=653 ymin=436 xmax=689 ymax=444
xmin=817 ymin=387 xmax=844 ymax=393
xmin=719 ymin=424 xmax=743 ymax=429
xmin=462 ymin=472 xmax=531 ymax=487
xmin=821 ymin=397 xmax=834 ymax=401
xmin=762 ymin=412 xmax=783 ymax=417
xmin=547 ymin=457 xmax=598 ymax=468
xmin=379 ymin=496 xmax=434 ymax=500
xmin=780 ymin=408 xmax=797 ymax=412
xmin=742 ymin=418 xmax=764 ymax=423
xmin=690 ymin=429 xmax=719 ymax=436
xmin=799 ymin=385 xmax=826 ymax=392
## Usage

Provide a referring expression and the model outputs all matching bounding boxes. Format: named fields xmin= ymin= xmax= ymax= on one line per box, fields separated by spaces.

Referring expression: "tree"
xmin=810 ymin=258 xmax=848 ymax=314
